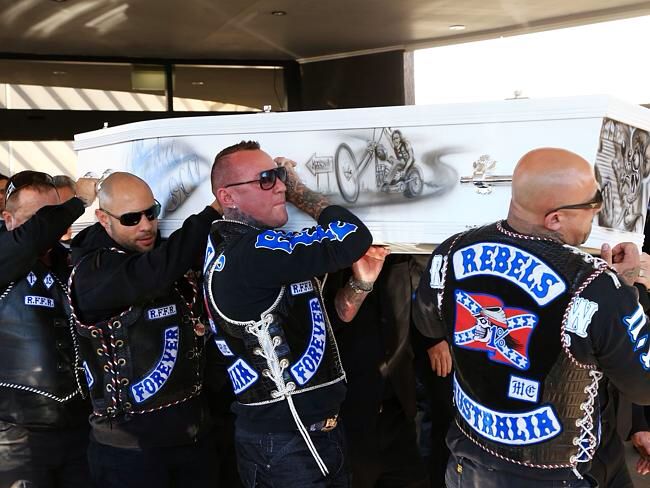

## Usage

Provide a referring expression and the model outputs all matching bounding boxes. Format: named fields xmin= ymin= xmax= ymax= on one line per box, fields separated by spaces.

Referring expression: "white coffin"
xmin=74 ymin=95 xmax=650 ymax=253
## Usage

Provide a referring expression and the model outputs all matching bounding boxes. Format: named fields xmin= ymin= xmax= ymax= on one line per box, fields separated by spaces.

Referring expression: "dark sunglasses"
xmin=100 ymin=200 xmax=161 ymax=226
xmin=4 ymin=170 xmax=56 ymax=204
xmin=546 ymin=189 xmax=603 ymax=216
xmin=224 ymin=166 xmax=287 ymax=191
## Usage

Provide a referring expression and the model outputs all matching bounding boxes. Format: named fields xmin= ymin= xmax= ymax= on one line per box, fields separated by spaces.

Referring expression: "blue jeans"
xmin=445 ymin=453 xmax=597 ymax=488
xmin=235 ymin=425 xmax=350 ymax=488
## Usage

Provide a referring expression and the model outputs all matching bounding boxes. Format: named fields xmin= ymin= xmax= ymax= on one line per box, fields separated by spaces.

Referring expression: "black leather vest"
xmin=204 ymin=221 xmax=346 ymax=406
xmin=437 ymin=222 xmax=609 ymax=470
xmin=70 ymin=260 xmax=204 ymax=417
xmin=0 ymin=260 xmax=83 ymax=426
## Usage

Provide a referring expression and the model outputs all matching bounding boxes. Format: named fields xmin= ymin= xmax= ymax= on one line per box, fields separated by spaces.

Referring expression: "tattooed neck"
xmin=223 ymin=208 xmax=269 ymax=229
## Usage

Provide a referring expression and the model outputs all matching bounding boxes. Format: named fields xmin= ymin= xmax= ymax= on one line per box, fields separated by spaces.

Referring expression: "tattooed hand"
xmin=602 ymin=241 xmax=640 ymax=287
xmin=274 ymin=156 xmax=329 ymax=220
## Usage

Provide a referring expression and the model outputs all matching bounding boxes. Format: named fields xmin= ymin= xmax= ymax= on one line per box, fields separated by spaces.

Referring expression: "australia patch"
xmin=454 ymin=376 xmax=561 ymax=445
xmin=453 ymin=289 xmax=538 ymax=370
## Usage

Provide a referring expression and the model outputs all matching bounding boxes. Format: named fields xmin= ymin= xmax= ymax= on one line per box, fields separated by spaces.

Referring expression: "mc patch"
xmin=82 ymin=360 xmax=94 ymax=388
xmin=453 ymin=289 xmax=538 ymax=370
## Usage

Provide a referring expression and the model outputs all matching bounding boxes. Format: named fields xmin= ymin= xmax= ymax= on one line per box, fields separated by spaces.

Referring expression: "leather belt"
xmin=308 ymin=415 xmax=338 ymax=432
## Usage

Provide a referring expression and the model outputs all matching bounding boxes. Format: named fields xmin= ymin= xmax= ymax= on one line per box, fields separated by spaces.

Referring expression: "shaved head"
xmin=507 ymin=148 xmax=601 ymax=245
xmin=96 ymin=172 xmax=158 ymax=253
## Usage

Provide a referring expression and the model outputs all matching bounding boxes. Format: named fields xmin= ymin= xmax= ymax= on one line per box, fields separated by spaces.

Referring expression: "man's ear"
xmin=216 ymin=188 xmax=235 ymax=209
xmin=2 ymin=210 xmax=15 ymax=231
xmin=95 ymin=208 xmax=111 ymax=231
xmin=544 ymin=211 xmax=562 ymax=232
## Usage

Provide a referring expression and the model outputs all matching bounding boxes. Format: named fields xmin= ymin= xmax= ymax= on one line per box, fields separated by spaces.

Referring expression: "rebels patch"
xmin=24 ymin=295 xmax=54 ymax=308
xmin=453 ymin=243 xmax=565 ymax=306
xmin=131 ymin=327 xmax=179 ymax=403
xmin=147 ymin=304 xmax=177 ymax=321
xmin=291 ymin=298 xmax=327 ymax=385
xmin=228 ymin=358 xmax=259 ymax=394
xmin=255 ymin=221 xmax=357 ymax=254
xmin=454 ymin=376 xmax=562 ymax=446
xmin=290 ymin=280 xmax=314 ymax=296
xmin=454 ymin=290 xmax=538 ymax=371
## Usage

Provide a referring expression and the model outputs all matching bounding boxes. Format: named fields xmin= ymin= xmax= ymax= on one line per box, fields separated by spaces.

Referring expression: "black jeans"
xmin=235 ymin=424 xmax=349 ymax=488
xmin=0 ymin=421 xmax=91 ymax=488
xmin=445 ymin=453 xmax=597 ymax=488
xmin=87 ymin=433 xmax=218 ymax=488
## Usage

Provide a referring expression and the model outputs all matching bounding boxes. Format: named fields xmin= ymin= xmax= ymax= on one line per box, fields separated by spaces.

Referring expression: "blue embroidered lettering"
xmin=622 ymin=304 xmax=650 ymax=370
xmin=290 ymin=280 xmax=314 ymax=296
xmin=461 ymin=248 xmax=478 ymax=274
xmin=227 ymin=358 xmax=259 ymax=394
xmin=453 ymin=243 xmax=566 ymax=306
xmin=508 ymin=375 xmax=540 ymax=403
xmin=83 ymin=361 xmax=94 ymax=388
xmin=24 ymin=295 xmax=55 ymax=308
xmin=131 ymin=327 xmax=179 ymax=403
xmin=147 ymin=304 xmax=177 ymax=320
xmin=204 ymin=236 xmax=216 ymax=275
xmin=290 ymin=298 xmax=328 ymax=385
xmin=255 ymin=221 xmax=358 ymax=254
xmin=215 ymin=339 xmax=234 ymax=357
xmin=453 ymin=376 xmax=562 ymax=445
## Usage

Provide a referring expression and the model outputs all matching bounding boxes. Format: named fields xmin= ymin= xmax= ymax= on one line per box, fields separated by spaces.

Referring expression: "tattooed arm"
xmin=275 ymin=157 xmax=329 ymax=220
xmin=335 ymin=246 xmax=390 ymax=322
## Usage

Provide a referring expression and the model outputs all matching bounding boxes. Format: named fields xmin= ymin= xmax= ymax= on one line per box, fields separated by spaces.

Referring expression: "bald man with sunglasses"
xmin=414 ymin=147 xmax=650 ymax=487
xmin=69 ymin=172 xmax=222 ymax=487
xmin=0 ymin=170 xmax=97 ymax=488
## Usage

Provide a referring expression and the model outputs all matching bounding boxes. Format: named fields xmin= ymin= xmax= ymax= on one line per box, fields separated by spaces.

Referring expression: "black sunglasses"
xmin=4 ymin=170 xmax=57 ymax=204
xmin=100 ymin=200 xmax=162 ymax=226
xmin=224 ymin=166 xmax=287 ymax=191
xmin=546 ymin=189 xmax=603 ymax=216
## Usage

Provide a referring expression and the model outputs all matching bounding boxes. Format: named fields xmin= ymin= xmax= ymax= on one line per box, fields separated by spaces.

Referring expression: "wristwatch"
xmin=347 ymin=276 xmax=373 ymax=294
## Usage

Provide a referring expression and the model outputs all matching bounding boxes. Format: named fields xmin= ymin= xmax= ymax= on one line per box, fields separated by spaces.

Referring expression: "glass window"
xmin=0 ymin=141 xmax=76 ymax=177
xmin=0 ymin=60 xmax=167 ymax=111
xmin=172 ymin=64 xmax=286 ymax=112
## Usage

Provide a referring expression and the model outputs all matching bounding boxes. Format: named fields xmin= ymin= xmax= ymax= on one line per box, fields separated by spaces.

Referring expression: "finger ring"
xmin=640 ymin=269 xmax=645 ymax=277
